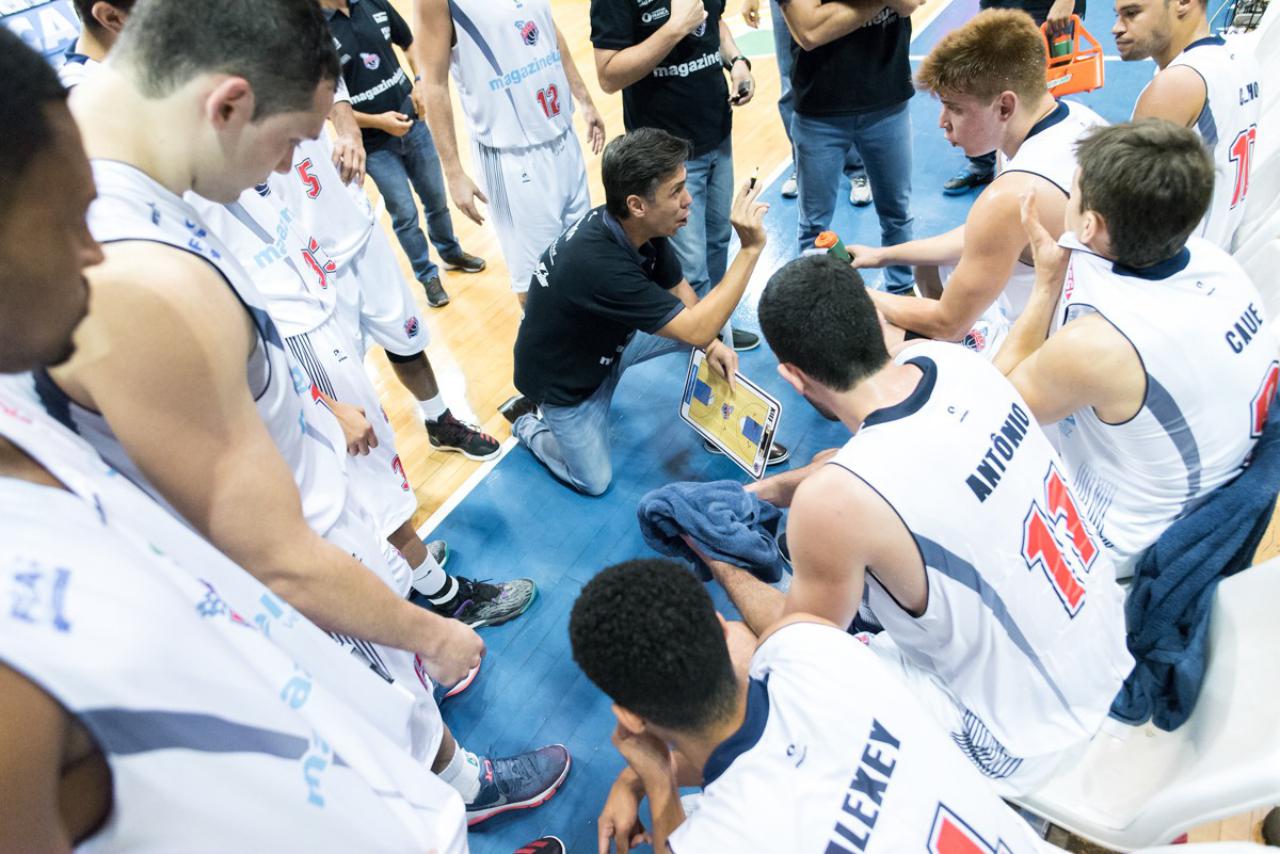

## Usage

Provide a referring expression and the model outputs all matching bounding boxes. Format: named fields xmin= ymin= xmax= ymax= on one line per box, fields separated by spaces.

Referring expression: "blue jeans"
xmin=669 ymin=135 xmax=734 ymax=341
xmin=512 ymin=332 xmax=688 ymax=495
xmin=364 ymin=120 xmax=462 ymax=285
xmin=771 ymin=0 xmax=863 ymax=178
xmin=793 ymin=102 xmax=914 ymax=289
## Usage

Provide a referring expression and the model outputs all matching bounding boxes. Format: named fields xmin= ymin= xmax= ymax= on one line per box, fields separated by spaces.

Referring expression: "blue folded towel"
xmin=637 ymin=480 xmax=788 ymax=582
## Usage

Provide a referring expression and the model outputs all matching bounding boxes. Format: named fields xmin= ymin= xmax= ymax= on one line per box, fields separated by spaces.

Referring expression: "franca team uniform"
xmin=666 ymin=622 xmax=1053 ymax=853
xmin=1141 ymin=34 xmax=1262 ymax=249
xmin=828 ymin=342 xmax=1132 ymax=794
xmin=448 ymin=0 xmax=591 ymax=293
xmin=0 ymin=390 xmax=464 ymax=853
xmin=1053 ymin=234 xmax=1276 ymax=570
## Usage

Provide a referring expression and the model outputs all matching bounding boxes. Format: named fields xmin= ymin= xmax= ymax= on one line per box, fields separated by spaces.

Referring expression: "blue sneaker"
xmin=466 ymin=745 xmax=571 ymax=826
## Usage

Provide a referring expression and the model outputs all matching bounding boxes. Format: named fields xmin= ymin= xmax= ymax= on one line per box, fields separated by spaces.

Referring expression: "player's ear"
xmin=612 ymin=703 xmax=647 ymax=735
xmin=206 ymin=77 xmax=256 ymax=131
xmin=777 ymin=362 xmax=807 ymax=396
xmin=996 ymin=91 xmax=1017 ymax=122
xmin=1078 ymin=208 xmax=1106 ymax=249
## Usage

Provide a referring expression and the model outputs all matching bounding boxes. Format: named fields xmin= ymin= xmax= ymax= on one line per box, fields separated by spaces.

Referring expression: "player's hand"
xmin=729 ymin=179 xmax=769 ymax=252
xmin=448 ymin=172 xmax=489 ymax=225
xmin=581 ymin=100 xmax=607 ymax=154
xmin=330 ymin=128 xmax=367 ymax=185
xmin=1045 ymin=0 xmax=1076 ymax=36
xmin=611 ymin=723 xmax=676 ymax=790
xmin=1020 ymin=190 xmax=1069 ymax=296
xmin=379 ymin=111 xmax=413 ymax=137
xmin=329 ymin=399 xmax=378 ymax=456
xmin=705 ymin=338 xmax=738 ymax=392
xmin=729 ymin=63 xmax=755 ymax=107
xmin=741 ymin=0 xmax=762 ymax=27
xmin=417 ymin=618 xmax=485 ymax=688
xmin=886 ymin=0 xmax=925 ymax=18
xmin=847 ymin=244 xmax=884 ymax=268
xmin=598 ymin=772 xmax=649 ymax=854
xmin=667 ymin=0 xmax=708 ymax=36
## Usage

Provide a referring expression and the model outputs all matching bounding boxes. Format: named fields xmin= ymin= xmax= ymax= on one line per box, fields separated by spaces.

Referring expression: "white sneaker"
xmin=849 ymin=174 xmax=872 ymax=206
xmin=781 ymin=173 xmax=798 ymax=198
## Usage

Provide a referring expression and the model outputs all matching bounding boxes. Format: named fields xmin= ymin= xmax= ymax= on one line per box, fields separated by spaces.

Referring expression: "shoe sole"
xmin=498 ymin=395 xmax=538 ymax=425
xmin=465 ymin=584 xmax=538 ymax=630
xmin=442 ymin=661 xmax=479 ymax=699
xmin=765 ymin=446 xmax=792 ymax=466
xmin=731 ymin=338 xmax=761 ymax=352
xmin=443 ymin=262 xmax=486 ymax=273
xmin=466 ymin=751 xmax=572 ymax=827
xmin=429 ymin=439 xmax=501 ymax=462
xmin=850 ymin=197 xmax=873 ymax=207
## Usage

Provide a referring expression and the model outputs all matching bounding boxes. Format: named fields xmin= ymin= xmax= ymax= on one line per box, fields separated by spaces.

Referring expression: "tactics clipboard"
xmin=679 ymin=349 xmax=782 ymax=479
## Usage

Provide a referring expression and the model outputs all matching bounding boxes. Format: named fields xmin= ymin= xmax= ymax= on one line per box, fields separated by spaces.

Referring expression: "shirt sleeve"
xmin=652 ymin=239 xmax=684 ymax=290
xmin=581 ymin=263 xmax=684 ymax=335
xmin=386 ymin=0 xmax=414 ymax=49
xmin=590 ymin=0 xmax=637 ymax=50
xmin=333 ymin=74 xmax=351 ymax=105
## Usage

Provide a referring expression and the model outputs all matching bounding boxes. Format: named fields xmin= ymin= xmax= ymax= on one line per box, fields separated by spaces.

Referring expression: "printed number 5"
xmin=296 ymin=158 xmax=322 ymax=200
xmin=1021 ymin=463 xmax=1097 ymax=618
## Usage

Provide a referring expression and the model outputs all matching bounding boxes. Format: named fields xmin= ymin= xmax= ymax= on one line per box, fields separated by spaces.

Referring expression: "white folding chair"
xmin=1013 ymin=560 xmax=1280 ymax=850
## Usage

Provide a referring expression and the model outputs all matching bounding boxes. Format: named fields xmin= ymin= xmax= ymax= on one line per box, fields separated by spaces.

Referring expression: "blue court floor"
xmin=431 ymin=3 xmax=1150 ymax=850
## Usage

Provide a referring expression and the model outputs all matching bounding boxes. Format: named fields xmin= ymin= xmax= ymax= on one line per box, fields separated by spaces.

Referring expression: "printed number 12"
xmin=536 ymin=84 xmax=561 ymax=118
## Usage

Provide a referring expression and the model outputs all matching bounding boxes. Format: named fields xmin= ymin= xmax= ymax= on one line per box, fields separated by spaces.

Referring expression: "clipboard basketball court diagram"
xmin=680 ymin=349 xmax=782 ymax=479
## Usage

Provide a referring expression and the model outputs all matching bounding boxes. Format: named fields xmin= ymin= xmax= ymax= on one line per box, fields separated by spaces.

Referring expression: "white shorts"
xmin=938 ymin=264 xmax=1011 ymax=360
xmin=338 ymin=223 xmax=429 ymax=358
xmin=474 ymin=128 xmax=591 ymax=293
xmin=862 ymin=632 xmax=1073 ymax=797
xmin=287 ymin=316 xmax=417 ymax=539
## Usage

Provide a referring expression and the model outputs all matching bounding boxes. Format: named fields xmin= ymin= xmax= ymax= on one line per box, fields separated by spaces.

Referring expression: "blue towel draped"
xmin=637 ymin=480 xmax=788 ymax=582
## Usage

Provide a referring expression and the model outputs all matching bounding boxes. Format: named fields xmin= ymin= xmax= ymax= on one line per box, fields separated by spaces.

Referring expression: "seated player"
xmin=698 ymin=255 xmax=1133 ymax=795
xmin=995 ymin=120 xmax=1276 ymax=572
xmin=503 ymin=128 xmax=786 ymax=496
xmin=1115 ymin=0 xmax=1261 ymax=248
xmin=570 ymin=559 xmax=1056 ymax=853
xmin=850 ymin=10 xmax=1104 ymax=358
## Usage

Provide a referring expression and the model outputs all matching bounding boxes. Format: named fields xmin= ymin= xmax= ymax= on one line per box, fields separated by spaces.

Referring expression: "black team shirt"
xmin=324 ymin=0 xmax=416 ymax=152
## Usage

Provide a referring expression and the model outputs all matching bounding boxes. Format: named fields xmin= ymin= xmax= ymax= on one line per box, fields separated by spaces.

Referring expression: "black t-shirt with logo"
xmin=788 ymin=5 xmax=914 ymax=116
xmin=589 ymin=0 xmax=732 ymax=156
xmin=324 ymin=0 xmax=416 ymax=151
xmin=514 ymin=207 xmax=685 ymax=407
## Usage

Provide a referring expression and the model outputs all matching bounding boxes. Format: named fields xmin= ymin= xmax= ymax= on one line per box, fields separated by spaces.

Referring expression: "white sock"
xmin=412 ymin=553 xmax=451 ymax=599
xmin=418 ymin=394 xmax=448 ymax=423
xmin=438 ymin=745 xmax=483 ymax=802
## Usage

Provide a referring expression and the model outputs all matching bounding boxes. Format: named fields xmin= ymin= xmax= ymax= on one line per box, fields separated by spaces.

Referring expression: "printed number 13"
xmin=536 ymin=84 xmax=561 ymax=118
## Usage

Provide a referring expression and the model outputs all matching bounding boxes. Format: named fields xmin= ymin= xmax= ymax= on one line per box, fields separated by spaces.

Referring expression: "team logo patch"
xmin=361 ymin=52 xmax=381 ymax=70
xmin=404 ymin=316 xmax=421 ymax=338
xmin=693 ymin=21 xmax=706 ymax=37
xmin=516 ymin=19 xmax=539 ymax=45
xmin=963 ymin=327 xmax=987 ymax=352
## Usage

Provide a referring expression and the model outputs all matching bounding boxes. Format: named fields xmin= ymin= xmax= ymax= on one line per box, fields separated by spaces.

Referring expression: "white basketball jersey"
xmin=1158 ymin=35 xmax=1263 ymax=249
xmin=279 ymin=136 xmax=378 ymax=268
xmin=448 ymin=0 xmax=574 ymax=148
xmin=189 ymin=182 xmax=340 ymax=337
xmin=996 ymin=100 xmax=1107 ymax=317
xmin=45 ymin=160 xmax=350 ymax=535
xmin=57 ymin=51 xmax=96 ymax=89
xmin=667 ymin=623 xmax=1053 ymax=854
xmin=0 ymin=481 xmax=463 ymax=852
xmin=829 ymin=342 xmax=1132 ymax=760
xmin=1053 ymin=235 xmax=1276 ymax=566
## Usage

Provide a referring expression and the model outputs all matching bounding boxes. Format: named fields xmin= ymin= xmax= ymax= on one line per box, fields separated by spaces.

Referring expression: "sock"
xmin=412 ymin=553 xmax=451 ymax=599
xmin=438 ymin=744 xmax=483 ymax=803
xmin=418 ymin=394 xmax=448 ymax=423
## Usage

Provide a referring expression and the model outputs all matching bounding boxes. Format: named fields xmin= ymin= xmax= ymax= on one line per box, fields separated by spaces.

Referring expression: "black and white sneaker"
xmin=412 ymin=576 xmax=537 ymax=628
xmin=731 ymin=329 xmax=761 ymax=351
xmin=466 ymin=745 xmax=571 ymax=826
xmin=441 ymin=251 xmax=486 ymax=273
xmin=426 ymin=410 xmax=501 ymax=461
xmin=422 ymin=275 xmax=450 ymax=308
xmin=514 ymin=837 xmax=565 ymax=854
xmin=499 ymin=394 xmax=539 ymax=424
xmin=703 ymin=439 xmax=791 ymax=467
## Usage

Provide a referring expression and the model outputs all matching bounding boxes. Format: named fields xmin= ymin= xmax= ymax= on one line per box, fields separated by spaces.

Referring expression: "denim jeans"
xmin=668 ymin=134 xmax=734 ymax=341
xmin=512 ymin=332 xmax=688 ymax=495
xmin=793 ymin=102 xmax=915 ymax=289
xmin=364 ymin=120 xmax=462 ymax=285
xmin=771 ymin=0 xmax=863 ymax=178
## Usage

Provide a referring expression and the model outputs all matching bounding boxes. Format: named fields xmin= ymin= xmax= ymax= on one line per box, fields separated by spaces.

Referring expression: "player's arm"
xmin=556 ymin=25 xmax=607 ymax=154
xmin=328 ymin=78 xmax=366 ymax=185
xmin=719 ymin=20 xmax=754 ymax=105
xmin=0 ymin=665 xmax=75 ymax=853
xmin=851 ymin=224 xmax=966 ymax=269
xmin=592 ymin=0 xmax=705 ymax=94
xmin=993 ymin=189 xmax=1066 ymax=376
xmin=54 ymin=247 xmax=482 ymax=683
xmin=1132 ymin=64 xmax=1207 ymax=128
xmin=745 ymin=447 xmax=837 ymax=507
xmin=1008 ymin=314 xmax=1146 ymax=425
xmin=776 ymin=0 xmax=895 ymax=51
xmin=868 ymin=187 xmax=1029 ymax=341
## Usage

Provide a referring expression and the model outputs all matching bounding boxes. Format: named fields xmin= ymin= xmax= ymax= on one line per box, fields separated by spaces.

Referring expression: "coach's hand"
xmin=1020 ymin=189 xmax=1068 ymax=292
xmin=706 ymin=338 xmax=738 ymax=392
xmin=448 ymin=172 xmax=489 ymax=225
xmin=729 ymin=62 xmax=755 ymax=107
xmin=598 ymin=771 xmax=649 ymax=854
xmin=418 ymin=618 xmax=485 ymax=688
xmin=330 ymin=130 xmax=367 ymax=185
xmin=729 ymin=179 xmax=769 ymax=252
xmin=377 ymin=111 xmax=413 ymax=138
xmin=741 ymin=0 xmax=762 ymax=27
xmin=668 ymin=0 xmax=708 ymax=36
xmin=329 ymin=400 xmax=378 ymax=456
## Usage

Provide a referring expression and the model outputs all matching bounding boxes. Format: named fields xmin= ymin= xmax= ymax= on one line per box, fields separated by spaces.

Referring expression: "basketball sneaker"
xmin=466 ymin=745 xmax=571 ymax=826
xmin=426 ymin=410 xmax=500 ymax=461
xmin=781 ymin=172 xmax=798 ymax=198
xmin=412 ymin=576 xmax=537 ymax=628
xmin=499 ymin=394 xmax=539 ymax=424
xmin=703 ymin=439 xmax=791 ymax=466
xmin=422 ymin=275 xmax=450 ymax=308
xmin=441 ymin=250 xmax=486 ymax=273
xmin=515 ymin=837 xmax=565 ymax=854
xmin=432 ymin=661 xmax=479 ymax=703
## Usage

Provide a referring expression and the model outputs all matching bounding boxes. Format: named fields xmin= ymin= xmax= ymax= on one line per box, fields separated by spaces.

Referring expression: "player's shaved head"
xmin=570 ymin=559 xmax=738 ymax=732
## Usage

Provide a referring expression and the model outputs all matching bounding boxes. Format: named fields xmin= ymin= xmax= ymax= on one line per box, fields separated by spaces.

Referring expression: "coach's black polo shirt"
xmin=324 ymin=0 xmax=416 ymax=151
xmin=514 ymin=207 xmax=685 ymax=407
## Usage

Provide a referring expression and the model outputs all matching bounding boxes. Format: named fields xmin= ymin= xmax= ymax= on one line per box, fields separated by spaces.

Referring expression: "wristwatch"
xmin=723 ymin=54 xmax=751 ymax=71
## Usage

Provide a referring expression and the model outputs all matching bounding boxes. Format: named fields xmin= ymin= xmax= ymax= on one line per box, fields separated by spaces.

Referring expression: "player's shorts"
xmin=473 ymin=128 xmax=591 ymax=294
xmin=938 ymin=263 xmax=1011 ymax=360
xmin=287 ymin=316 xmax=417 ymax=540
xmin=862 ymin=631 xmax=1074 ymax=797
xmin=337 ymin=222 xmax=429 ymax=358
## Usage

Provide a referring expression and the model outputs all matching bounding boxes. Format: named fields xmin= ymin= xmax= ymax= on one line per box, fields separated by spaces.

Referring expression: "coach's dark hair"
xmin=602 ymin=128 xmax=692 ymax=219
xmin=0 ymin=29 xmax=68 ymax=216
xmin=759 ymin=255 xmax=889 ymax=391
xmin=1075 ymin=119 xmax=1214 ymax=268
xmin=73 ymin=0 xmax=136 ymax=34
xmin=570 ymin=559 xmax=737 ymax=731
xmin=111 ymin=0 xmax=339 ymax=119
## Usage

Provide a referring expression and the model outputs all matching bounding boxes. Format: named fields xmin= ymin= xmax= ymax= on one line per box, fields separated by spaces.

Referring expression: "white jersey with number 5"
xmin=1053 ymin=235 xmax=1275 ymax=568
xmin=829 ymin=342 xmax=1132 ymax=769
xmin=448 ymin=0 xmax=574 ymax=149
xmin=1150 ymin=34 xmax=1262 ymax=249
xmin=667 ymin=623 xmax=1053 ymax=854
